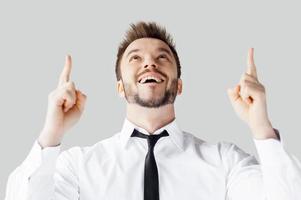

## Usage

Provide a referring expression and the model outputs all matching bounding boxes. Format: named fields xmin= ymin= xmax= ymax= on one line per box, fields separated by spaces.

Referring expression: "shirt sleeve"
xmin=224 ymin=129 xmax=301 ymax=200
xmin=4 ymin=140 xmax=81 ymax=200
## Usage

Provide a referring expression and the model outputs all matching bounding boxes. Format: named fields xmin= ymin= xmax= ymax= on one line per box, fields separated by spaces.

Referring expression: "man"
xmin=5 ymin=21 xmax=301 ymax=200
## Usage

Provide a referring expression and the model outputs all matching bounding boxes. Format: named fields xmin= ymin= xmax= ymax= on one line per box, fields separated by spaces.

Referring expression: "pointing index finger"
xmin=246 ymin=48 xmax=258 ymax=79
xmin=58 ymin=55 xmax=72 ymax=86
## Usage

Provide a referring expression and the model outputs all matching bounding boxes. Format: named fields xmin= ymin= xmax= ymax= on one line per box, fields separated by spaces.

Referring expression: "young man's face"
xmin=117 ymin=38 xmax=182 ymax=108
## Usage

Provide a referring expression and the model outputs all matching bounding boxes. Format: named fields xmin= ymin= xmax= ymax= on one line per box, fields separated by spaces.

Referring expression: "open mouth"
xmin=138 ymin=76 xmax=164 ymax=84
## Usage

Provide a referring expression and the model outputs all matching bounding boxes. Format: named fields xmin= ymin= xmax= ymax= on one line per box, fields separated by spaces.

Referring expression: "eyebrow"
xmin=157 ymin=47 xmax=172 ymax=57
xmin=126 ymin=49 xmax=140 ymax=58
xmin=125 ymin=47 xmax=173 ymax=58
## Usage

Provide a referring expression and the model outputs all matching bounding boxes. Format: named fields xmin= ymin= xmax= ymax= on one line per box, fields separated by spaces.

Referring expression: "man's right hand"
xmin=38 ymin=55 xmax=87 ymax=148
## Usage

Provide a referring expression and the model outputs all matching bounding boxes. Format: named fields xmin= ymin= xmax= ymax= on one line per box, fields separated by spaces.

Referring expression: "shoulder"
xmin=181 ymin=131 xmax=257 ymax=166
xmin=181 ymin=130 xmax=234 ymax=153
xmin=57 ymin=132 xmax=120 ymax=165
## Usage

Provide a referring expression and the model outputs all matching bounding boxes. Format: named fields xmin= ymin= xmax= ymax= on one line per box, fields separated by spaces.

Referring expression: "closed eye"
xmin=158 ymin=54 xmax=168 ymax=60
xmin=129 ymin=55 xmax=141 ymax=62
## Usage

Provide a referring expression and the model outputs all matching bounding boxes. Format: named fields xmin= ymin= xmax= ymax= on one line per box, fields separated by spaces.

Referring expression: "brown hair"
xmin=115 ymin=21 xmax=181 ymax=81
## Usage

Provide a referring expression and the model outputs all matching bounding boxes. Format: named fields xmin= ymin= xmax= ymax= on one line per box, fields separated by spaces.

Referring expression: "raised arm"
xmin=226 ymin=48 xmax=301 ymax=199
xmin=5 ymin=55 xmax=87 ymax=200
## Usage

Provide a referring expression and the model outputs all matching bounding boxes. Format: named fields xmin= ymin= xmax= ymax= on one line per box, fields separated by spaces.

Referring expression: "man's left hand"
xmin=227 ymin=48 xmax=277 ymax=140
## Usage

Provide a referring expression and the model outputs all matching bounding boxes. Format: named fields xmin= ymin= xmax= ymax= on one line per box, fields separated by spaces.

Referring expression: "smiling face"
xmin=117 ymin=38 xmax=182 ymax=108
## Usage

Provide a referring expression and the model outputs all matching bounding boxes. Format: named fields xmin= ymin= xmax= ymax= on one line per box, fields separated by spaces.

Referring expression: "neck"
xmin=126 ymin=103 xmax=175 ymax=134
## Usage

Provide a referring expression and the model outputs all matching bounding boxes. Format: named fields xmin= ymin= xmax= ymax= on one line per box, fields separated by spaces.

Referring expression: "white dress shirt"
xmin=5 ymin=118 xmax=301 ymax=200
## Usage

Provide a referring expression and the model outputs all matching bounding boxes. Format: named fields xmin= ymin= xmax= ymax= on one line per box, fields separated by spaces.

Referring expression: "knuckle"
xmin=65 ymin=89 xmax=73 ymax=95
xmin=64 ymin=92 xmax=72 ymax=99
xmin=244 ymin=73 xmax=251 ymax=78
xmin=67 ymin=86 xmax=76 ymax=93
xmin=66 ymin=81 xmax=75 ymax=87
xmin=66 ymin=92 xmax=76 ymax=103
xmin=66 ymin=81 xmax=72 ymax=85
xmin=63 ymin=87 xmax=75 ymax=96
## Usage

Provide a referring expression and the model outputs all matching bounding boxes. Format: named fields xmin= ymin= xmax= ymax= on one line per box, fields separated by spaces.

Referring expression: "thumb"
xmin=75 ymin=90 xmax=87 ymax=112
xmin=227 ymin=85 xmax=241 ymax=103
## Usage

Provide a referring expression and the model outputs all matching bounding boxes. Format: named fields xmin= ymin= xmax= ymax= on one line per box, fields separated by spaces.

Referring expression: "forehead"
xmin=124 ymin=38 xmax=172 ymax=55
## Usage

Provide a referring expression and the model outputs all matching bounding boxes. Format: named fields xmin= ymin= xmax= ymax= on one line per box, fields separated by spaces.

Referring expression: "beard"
xmin=122 ymin=78 xmax=178 ymax=108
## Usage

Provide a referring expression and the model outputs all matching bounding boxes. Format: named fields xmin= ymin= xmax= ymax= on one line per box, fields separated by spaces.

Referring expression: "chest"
xmin=78 ymin=148 xmax=226 ymax=200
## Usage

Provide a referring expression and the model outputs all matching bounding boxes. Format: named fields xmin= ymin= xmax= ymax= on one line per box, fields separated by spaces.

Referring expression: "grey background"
xmin=1 ymin=0 xmax=300 ymax=198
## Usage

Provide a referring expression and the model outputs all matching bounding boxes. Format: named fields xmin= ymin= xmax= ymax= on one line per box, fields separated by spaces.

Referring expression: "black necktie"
xmin=131 ymin=129 xmax=169 ymax=200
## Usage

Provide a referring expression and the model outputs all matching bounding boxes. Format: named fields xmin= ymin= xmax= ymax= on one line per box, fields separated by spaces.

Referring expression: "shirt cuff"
xmin=253 ymin=128 xmax=289 ymax=166
xmin=22 ymin=140 xmax=61 ymax=178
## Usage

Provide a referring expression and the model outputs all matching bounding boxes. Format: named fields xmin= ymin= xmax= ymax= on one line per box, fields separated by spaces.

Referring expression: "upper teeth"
xmin=140 ymin=76 xmax=163 ymax=84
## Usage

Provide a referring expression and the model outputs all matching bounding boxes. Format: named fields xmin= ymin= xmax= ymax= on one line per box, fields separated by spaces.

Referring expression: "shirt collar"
xmin=119 ymin=117 xmax=185 ymax=151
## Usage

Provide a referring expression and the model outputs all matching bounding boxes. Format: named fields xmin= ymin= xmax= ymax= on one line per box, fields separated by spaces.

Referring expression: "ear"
xmin=177 ymin=79 xmax=183 ymax=95
xmin=117 ymin=80 xmax=125 ymax=98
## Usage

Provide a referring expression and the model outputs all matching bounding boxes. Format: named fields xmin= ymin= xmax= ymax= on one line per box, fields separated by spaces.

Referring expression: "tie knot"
xmin=131 ymin=129 xmax=169 ymax=149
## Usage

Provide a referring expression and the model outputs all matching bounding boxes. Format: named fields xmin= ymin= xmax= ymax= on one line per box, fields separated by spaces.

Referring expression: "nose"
xmin=144 ymin=63 xmax=157 ymax=69
xmin=143 ymin=56 xmax=157 ymax=69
